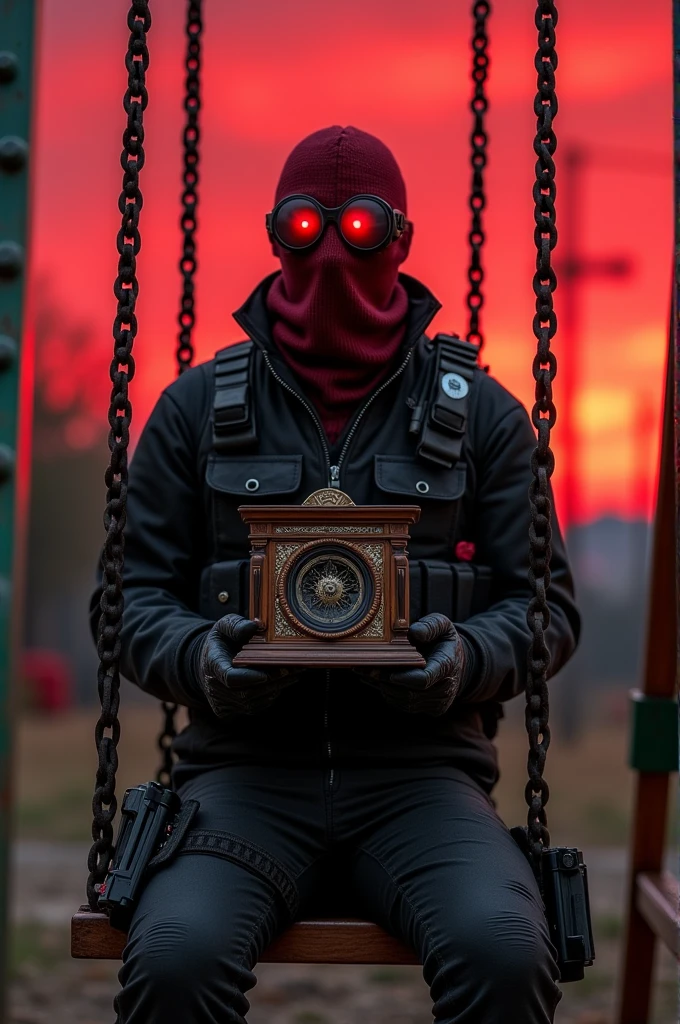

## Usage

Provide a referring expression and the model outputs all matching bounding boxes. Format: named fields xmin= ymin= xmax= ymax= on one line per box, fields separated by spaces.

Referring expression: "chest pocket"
xmin=206 ymin=454 xmax=303 ymax=560
xmin=374 ymin=455 xmax=466 ymax=561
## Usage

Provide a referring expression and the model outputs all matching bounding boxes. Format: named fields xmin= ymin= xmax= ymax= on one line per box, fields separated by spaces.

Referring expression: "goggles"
xmin=266 ymin=194 xmax=407 ymax=253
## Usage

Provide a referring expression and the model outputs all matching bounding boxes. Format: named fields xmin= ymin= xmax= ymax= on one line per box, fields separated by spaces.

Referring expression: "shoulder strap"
xmin=212 ymin=340 xmax=257 ymax=453
xmin=415 ymin=333 xmax=478 ymax=470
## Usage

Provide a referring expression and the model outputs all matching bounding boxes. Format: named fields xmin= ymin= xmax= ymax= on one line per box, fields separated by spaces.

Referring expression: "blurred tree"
xmin=31 ymin=275 xmax=109 ymax=457
xmin=551 ymin=518 xmax=650 ymax=742
xmin=23 ymin=278 xmax=109 ymax=704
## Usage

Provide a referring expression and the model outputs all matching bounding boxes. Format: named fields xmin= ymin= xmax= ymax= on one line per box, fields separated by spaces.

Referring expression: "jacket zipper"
xmin=263 ymin=349 xmax=414 ymax=490
xmin=262 ymin=352 xmax=333 ymax=483
xmin=333 ymin=349 xmax=414 ymax=485
xmin=324 ymin=669 xmax=334 ymax=790
xmin=263 ymin=348 xmax=413 ymax=793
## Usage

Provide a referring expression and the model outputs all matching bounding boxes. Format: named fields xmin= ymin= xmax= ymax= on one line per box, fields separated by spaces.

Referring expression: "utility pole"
xmin=558 ymin=143 xmax=633 ymax=533
xmin=556 ymin=144 xmax=633 ymax=741
xmin=0 ymin=4 xmax=39 ymax=1020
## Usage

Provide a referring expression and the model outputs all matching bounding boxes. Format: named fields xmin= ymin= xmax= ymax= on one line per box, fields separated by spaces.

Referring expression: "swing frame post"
xmin=615 ymin=12 xmax=680 ymax=1012
xmin=0 ymin=1 xmax=39 ymax=1019
xmin=616 ymin=333 xmax=678 ymax=1024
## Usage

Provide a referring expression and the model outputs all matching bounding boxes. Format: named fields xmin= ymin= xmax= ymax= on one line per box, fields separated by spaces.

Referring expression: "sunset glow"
xmin=31 ymin=0 xmax=672 ymax=527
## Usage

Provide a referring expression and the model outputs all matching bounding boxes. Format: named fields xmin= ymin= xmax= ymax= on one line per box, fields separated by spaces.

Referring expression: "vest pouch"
xmin=206 ymin=454 xmax=303 ymax=560
xmin=375 ymin=454 xmax=466 ymax=502
xmin=199 ymin=559 xmax=250 ymax=621
xmin=409 ymin=560 xmax=492 ymax=624
xmin=374 ymin=454 xmax=466 ymax=554
xmin=207 ymin=454 xmax=303 ymax=497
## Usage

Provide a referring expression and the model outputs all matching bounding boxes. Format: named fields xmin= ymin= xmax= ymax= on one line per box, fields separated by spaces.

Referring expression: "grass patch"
xmin=582 ymin=802 xmax=630 ymax=846
xmin=10 ymin=923 xmax=69 ymax=976
xmin=593 ymin=912 xmax=622 ymax=941
xmin=567 ymin=968 xmax=613 ymax=997
xmin=367 ymin=966 xmax=412 ymax=985
xmin=17 ymin=785 xmax=92 ymax=841
xmin=493 ymin=716 xmax=633 ymax=847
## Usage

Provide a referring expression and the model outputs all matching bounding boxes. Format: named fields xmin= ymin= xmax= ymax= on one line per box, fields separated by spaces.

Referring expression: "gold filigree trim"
xmin=357 ymin=600 xmax=384 ymax=638
xmin=274 ymin=599 xmax=301 ymax=638
xmin=274 ymin=542 xmax=302 ymax=575
xmin=358 ymin=543 xmax=384 ymax=574
xmin=275 ymin=525 xmax=383 ymax=535
xmin=355 ymin=543 xmax=384 ymax=639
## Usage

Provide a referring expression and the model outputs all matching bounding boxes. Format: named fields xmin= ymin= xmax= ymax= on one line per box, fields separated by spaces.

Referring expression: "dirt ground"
xmin=8 ymin=704 xmax=678 ymax=1023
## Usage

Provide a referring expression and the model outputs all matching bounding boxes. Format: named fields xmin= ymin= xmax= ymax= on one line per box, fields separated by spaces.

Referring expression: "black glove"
xmin=359 ymin=613 xmax=467 ymax=716
xmin=197 ymin=614 xmax=298 ymax=718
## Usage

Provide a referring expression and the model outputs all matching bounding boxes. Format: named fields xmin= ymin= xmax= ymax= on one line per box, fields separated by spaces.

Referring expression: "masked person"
xmin=106 ymin=126 xmax=579 ymax=1023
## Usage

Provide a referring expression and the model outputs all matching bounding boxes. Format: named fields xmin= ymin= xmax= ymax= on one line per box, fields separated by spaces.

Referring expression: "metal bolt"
xmin=0 ymin=444 xmax=15 ymax=484
xmin=0 ymin=136 xmax=28 ymax=173
xmin=0 ymin=335 xmax=17 ymax=371
xmin=217 ymin=591 xmax=230 ymax=604
xmin=0 ymin=241 xmax=23 ymax=280
xmin=0 ymin=53 xmax=19 ymax=85
xmin=561 ymin=852 xmax=576 ymax=870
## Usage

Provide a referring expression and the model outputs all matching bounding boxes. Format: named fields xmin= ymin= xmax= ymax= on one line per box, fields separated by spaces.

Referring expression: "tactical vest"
xmin=199 ymin=334 xmax=493 ymax=632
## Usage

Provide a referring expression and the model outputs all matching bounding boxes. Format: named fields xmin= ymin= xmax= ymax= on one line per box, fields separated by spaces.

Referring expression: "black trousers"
xmin=115 ymin=765 xmax=561 ymax=1023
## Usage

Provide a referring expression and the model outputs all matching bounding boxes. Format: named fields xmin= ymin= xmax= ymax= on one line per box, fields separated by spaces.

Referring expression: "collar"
xmin=232 ymin=271 xmax=442 ymax=357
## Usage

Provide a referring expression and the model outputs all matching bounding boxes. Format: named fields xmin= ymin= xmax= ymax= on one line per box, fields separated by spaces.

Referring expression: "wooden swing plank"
xmin=635 ymin=871 xmax=679 ymax=957
xmin=71 ymin=908 xmax=420 ymax=965
xmin=261 ymin=918 xmax=420 ymax=964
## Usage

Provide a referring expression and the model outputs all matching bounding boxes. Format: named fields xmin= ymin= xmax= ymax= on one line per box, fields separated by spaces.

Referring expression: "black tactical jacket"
xmin=107 ymin=273 xmax=579 ymax=793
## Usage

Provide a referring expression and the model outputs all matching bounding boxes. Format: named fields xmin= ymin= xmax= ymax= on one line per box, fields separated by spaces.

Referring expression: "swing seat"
xmin=71 ymin=908 xmax=420 ymax=964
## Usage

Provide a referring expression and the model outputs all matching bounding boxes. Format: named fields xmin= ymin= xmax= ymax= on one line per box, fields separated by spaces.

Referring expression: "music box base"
xmin=233 ymin=640 xmax=425 ymax=669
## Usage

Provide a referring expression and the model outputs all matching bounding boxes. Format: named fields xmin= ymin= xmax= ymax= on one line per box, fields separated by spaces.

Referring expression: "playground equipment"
xmin=0 ymin=2 xmax=676 ymax=1022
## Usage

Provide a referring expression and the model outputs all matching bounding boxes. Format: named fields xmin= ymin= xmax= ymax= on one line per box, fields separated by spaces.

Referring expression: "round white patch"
xmin=441 ymin=372 xmax=469 ymax=400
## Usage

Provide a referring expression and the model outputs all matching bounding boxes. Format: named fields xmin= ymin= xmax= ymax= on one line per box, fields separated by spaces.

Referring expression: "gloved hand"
xmin=197 ymin=614 xmax=298 ymax=717
xmin=359 ymin=613 xmax=467 ymax=716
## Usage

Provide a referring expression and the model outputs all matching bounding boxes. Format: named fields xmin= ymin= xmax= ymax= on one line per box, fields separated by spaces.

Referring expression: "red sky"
xmin=31 ymin=0 xmax=673 ymax=526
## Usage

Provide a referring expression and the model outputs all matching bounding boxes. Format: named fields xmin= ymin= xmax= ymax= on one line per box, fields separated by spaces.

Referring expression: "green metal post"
xmin=0 ymin=2 xmax=39 ymax=1019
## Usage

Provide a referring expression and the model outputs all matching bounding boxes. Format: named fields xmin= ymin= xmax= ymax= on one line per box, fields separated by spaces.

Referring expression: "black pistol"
xmin=98 ymin=781 xmax=181 ymax=930
xmin=541 ymin=846 xmax=595 ymax=982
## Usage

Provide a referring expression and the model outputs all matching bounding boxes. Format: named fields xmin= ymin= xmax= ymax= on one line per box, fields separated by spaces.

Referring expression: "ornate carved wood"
xmin=234 ymin=495 xmax=425 ymax=668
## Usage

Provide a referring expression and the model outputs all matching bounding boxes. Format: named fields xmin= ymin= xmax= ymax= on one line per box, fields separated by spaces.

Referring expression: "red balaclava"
xmin=267 ymin=126 xmax=412 ymax=444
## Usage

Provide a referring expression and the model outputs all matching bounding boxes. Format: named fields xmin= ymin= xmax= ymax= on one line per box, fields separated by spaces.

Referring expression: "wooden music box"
xmin=233 ymin=488 xmax=424 ymax=668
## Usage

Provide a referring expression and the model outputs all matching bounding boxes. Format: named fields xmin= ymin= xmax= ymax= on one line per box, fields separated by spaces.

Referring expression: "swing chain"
xmin=157 ymin=701 xmax=178 ymax=787
xmin=155 ymin=0 xmax=203 ymax=786
xmin=466 ymin=0 xmax=490 ymax=353
xmin=177 ymin=0 xmax=202 ymax=374
xmin=525 ymin=0 xmax=559 ymax=874
xmin=87 ymin=0 xmax=152 ymax=911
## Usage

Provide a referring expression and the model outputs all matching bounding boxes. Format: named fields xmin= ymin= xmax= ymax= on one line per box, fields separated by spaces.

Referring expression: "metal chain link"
xmin=156 ymin=0 xmax=203 ymax=786
xmin=176 ymin=0 xmax=202 ymax=374
xmin=87 ymin=0 xmax=151 ymax=911
xmin=466 ymin=0 xmax=490 ymax=354
xmin=156 ymin=700 xmax=178 ymax=787
xmin=525 ymin=0 xmax=559 ymax=874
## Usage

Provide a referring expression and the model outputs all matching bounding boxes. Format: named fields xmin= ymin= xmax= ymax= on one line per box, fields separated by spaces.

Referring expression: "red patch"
xmin=455 ymin=540 xmax=476 ymax=562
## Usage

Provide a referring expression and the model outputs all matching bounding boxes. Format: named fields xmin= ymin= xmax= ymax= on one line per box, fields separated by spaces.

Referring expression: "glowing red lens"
xmin=275 ymin=198 xmax=322 ymax=248
xmin=340 ymin=199 xmax=390 ymax=249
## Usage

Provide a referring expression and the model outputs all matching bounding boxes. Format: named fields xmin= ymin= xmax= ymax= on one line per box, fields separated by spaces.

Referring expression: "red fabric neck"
xmin=266 ymin=126 xmax=412 ymax=444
